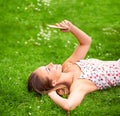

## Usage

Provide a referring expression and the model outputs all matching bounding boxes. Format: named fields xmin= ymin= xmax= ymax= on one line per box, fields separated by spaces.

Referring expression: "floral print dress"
xmin=76 ymin=59 xmax=120 ymax=90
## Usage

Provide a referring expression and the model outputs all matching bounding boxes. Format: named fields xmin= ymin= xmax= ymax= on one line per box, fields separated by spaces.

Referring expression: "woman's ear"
xmin=52 ymin=80 xmax=57 ymax=87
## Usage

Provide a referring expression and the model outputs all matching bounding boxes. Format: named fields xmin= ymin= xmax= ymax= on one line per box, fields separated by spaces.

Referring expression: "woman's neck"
xmin=56 ymin=72 xmax=73 ymax=87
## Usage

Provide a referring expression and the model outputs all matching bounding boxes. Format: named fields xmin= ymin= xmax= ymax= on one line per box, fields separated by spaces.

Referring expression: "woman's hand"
xmin=56 ymin=20 xmax=73 ymax=32
xmin=47 ymin=84 xmax=69 ymax=96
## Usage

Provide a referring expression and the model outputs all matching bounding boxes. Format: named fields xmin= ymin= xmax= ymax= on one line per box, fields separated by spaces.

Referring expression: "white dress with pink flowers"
xmin=75 ymin=59 xmax=120 ymax=90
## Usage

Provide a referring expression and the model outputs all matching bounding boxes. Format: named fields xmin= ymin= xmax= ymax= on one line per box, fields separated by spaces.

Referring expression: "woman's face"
xmin=35 ymin=63 xmax=62 ymax=82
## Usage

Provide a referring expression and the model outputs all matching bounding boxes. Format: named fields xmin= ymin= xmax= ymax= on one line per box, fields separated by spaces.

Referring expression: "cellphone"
xmin=47 ymin=24 xmax=67 ymax=29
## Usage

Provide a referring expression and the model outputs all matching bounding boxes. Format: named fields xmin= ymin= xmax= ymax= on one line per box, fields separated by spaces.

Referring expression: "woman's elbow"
xmin=63 ymin=102 xmax=76 ymax=111
xmin=88 ymin=36 xmax=92 ymax=45
xmin=81 ymin=36 xmax=92 ymax=46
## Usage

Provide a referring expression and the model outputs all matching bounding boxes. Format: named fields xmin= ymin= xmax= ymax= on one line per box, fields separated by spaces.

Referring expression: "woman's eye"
xmin=47 ymin=68 xmax=50 ymax=71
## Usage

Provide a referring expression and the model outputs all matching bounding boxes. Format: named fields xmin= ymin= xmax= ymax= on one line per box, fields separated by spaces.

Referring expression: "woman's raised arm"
xmin=56 ymin=20 xmax=92 ymax=64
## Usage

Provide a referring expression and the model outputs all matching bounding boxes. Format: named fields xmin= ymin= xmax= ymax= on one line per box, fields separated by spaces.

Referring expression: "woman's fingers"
xmin=55 ymin=20 xmax=72 ymax=32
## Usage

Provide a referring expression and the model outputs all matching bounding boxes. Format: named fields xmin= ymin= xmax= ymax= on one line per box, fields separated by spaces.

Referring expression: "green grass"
xmin=0 ymin=0 xmax=120 ymax=116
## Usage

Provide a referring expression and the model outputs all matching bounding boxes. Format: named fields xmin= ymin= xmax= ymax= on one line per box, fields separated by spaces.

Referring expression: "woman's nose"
xmin=48 ymin=62 xmax=53 ymax=68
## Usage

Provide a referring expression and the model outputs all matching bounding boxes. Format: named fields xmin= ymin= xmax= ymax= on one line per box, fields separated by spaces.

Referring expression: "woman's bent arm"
xmin=48 ymin=89 xmax=85 ymax=111
xmin=48 ymin=79 xmax=98 ymax=111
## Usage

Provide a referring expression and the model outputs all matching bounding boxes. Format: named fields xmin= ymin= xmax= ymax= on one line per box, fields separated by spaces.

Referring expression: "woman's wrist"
xmin=69 ymin=24 xmax=76 ymax=33
xmin=48 ymin=90 xmax=56 ymax=96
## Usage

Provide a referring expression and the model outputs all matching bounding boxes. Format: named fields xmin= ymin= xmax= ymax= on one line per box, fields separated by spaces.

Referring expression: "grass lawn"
xmin=0 ymin=0 xmax=120 ymax=116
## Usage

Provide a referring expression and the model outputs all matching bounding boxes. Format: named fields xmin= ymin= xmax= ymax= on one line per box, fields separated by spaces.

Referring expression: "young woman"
xmin=28 ymin=20 xmax=120 ymax=111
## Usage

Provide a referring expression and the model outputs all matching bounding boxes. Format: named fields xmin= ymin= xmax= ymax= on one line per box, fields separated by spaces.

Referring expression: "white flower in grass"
xmin=44 ymin=37 xmax=50 ymax=41
xmin=18 ymin=77 xmax=20 ymax=80
xmin=15 ymin=51 xmax=18 ymax=54
xmin=17 ymin=41 xmax=20 ymax=44
xmin=37 ymin=8 xmax=40 ymax=12
xmin=67 ymin=40 xmax=70 ymax=44
xmin=48 ymin=45 xmax=52 ymax=48
xmin=15 ymin=17 xmax=18 ymax=20
xmin=74 ymin=43 xmax=78 ymax=48
xmin=48 ymin=10 xmax=52 ymax=15
xmin=40 ymin=100 xmax=43 ymax=103
xmin=37 ymin=33 xmax=40 ymax=37
xmin=65 ymin=45 xmax=67 ymax=48
xmin=34 ymin=7 xmax=40 ymax=11
xmin=98 ymin=53 xmax=101 ymax=56
xmin=96 ymin=43 xmax=102 ymax=51
xmin=105 ymin=53 xmax=110 ymax=56
xmin=29 ymin=106 xmax=32 ymax=109
xmin=25 ymin=7 xmax=28 ymax=10
xmin=86 ymin=55 xmax=90 ymax=59
xmin=106 ymin=53 xmax=109 ymax=56
xmin=37 ymin=3 xmax=41 ymax=7
xmin=37 ymin=0 xmax=40 ymax=2
xmin=98 ymin=43 xmax=102 ymax=46
xmin=37 ymin=27 xmax=51 ymax=41
xmin=9 ymin=67 xmax=12 ymax=69
xmin=37 ymin=37 xmax=42 ymax=41
xmin=37 ymin=106 xmax=40 ymax=109
xmin=9 ymin=77 xmax=12 ymax=80
xmin=24 ymin=41 xmax=28 ymax=45
xmin=28 ymin=112 xmax=31 ymax=115
xmin=102 ymin=27 xmax=119 ymax=35
xmin=34 ymin=42 xmax=40 ymax=46
xmin=28 ymin=38 xmax=35 ymax=42
xmin=53 ymin=30 xmax=57 ymax=33
xmin=17 ymin=6 xmax=20 ymax=9
xmin=43 ymin=0 xmax=51 ymax=6
xmin=98 ymin=43 xmax=102 ymax=50
xmin=29 ymin=3 xmax=35 ymax=8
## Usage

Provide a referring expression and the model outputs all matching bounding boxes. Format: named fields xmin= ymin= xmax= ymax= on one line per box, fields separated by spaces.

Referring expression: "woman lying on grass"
xmin=28 ymin=20 xmax=120 ymax=111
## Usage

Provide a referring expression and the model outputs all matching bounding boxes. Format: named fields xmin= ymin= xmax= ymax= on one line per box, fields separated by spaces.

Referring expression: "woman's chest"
xmin=63 ymin=63 xmax=81 ymax=78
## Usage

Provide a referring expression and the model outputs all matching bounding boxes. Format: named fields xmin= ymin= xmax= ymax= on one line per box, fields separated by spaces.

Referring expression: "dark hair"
xmin=28 ymin=72 xmax=70 ymax=96
xmin=27 ymin=72 xmax=53 ymax=94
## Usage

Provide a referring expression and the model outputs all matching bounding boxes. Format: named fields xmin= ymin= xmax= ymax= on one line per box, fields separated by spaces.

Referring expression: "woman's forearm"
xmin=48 ymin=91 xmax=70 ymax=111
xmin=70 ymin=25 xmax=92 ymax=45
xmin=56 ymin=20 xmax=91 ymax=46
